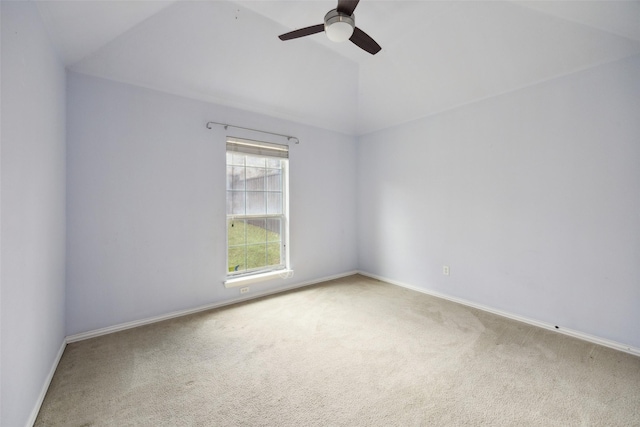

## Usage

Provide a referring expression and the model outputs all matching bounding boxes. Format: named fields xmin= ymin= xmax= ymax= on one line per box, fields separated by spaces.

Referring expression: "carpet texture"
xmin=35 ymin=275 xmax=640 ymax=426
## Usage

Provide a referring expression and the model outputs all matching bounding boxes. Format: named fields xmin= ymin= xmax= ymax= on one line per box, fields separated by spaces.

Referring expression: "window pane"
xmin=228 ymin=219 xmax=246 ymax=245
xmin=267 ymin=193 xmax=282 ymax=215
xmin=267 ymin=158 xmax=281 ymax=169
xmin=228 ymin=246 xmax=246 ymax=273
xmin=227 ymin=191 xmax=245 ymax=215
xmin=245 ymin=167 xmax=265 ymax=191
xmin=266 ymin=218 xmax=281 ymax=242
xmin=246 ymin=192 xmax=266 ymax=215
xmin=227 ymin=166 xmax=245 ymax=190
xmin=245 ymin=219 xmax=267 ymax=245
xmin=228 ymin=218 xmax=247 ymax=273
xmin=267 ymin=242 xmax=281 ymax=266
xmin=266 ymin=169 xmax=281 ymax=191
xmin=246 ymin=156 xmax=265 ymax=167
xmin=246 ymin=244 xmax=267 ymax=269
xmin=227 ymin=153 xmax=245 ymax=166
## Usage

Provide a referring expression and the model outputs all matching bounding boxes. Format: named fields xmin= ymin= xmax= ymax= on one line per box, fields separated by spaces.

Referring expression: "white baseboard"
xmin=26 ymin=339 xmax=66 ymax=427
xmin=66 ymin=270 xmax=358 ymax=343
xmin=357 ymin=270 xmax=640 ymax=358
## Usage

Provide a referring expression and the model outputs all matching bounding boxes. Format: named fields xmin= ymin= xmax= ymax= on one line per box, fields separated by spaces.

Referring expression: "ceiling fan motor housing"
xmin=324 ymin=9 xmax=355 ymax=42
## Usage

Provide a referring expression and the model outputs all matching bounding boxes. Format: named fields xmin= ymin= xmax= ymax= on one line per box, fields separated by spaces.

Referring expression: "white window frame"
xmin=224 ymin=137 xmax=291 ymax=288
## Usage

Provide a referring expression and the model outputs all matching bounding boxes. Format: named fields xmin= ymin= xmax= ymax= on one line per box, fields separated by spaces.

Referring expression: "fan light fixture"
xmin=324 ymin=10 xmax=354 ymax=43
xmin=278 ymin=0 xmax=381 ymax=55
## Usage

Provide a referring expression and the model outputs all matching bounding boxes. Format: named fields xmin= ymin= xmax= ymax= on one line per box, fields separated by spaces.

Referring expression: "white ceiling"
xmin=36 ymin=0 xmax=640 ymax=135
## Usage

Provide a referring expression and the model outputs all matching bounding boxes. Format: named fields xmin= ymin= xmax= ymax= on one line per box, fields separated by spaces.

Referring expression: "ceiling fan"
xmin=278 ymin=0 xmax=381 ymax=55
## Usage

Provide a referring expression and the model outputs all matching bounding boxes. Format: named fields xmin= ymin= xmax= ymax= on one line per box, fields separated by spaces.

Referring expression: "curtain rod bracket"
xmin=206 ymin=121 xmax=299 ymax=144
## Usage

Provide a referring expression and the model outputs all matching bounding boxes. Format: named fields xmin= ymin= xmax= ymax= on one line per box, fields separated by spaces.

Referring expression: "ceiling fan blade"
xmin=279 ymin=24 xmax=325 ymax=41
xmin=336 ymin=0 xmax=360 ymax=16
xmin=349 ymin=27 xmax=381 ymax=55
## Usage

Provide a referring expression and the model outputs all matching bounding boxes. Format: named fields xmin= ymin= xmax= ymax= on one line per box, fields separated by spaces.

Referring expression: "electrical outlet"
xmin=240 ymin=287 xmax=250 ymax=294
xmin=443 ymin=265 xmax=450 ymax=276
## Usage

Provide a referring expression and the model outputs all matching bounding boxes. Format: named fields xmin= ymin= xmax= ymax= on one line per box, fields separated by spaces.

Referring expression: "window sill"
xmin=224 ymin=269 xmax=294 ymax=288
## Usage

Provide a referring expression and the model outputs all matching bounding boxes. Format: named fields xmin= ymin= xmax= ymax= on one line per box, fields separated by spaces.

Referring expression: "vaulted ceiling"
xmin=37 ymin=0 xmax=640 ymax=135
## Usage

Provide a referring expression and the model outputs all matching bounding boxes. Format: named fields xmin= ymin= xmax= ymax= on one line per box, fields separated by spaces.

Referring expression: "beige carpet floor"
xmin=36 ymin=274 xmax=640 ymax=426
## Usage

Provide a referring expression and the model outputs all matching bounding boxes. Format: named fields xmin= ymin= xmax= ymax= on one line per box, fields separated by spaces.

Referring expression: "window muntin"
xmin=226 ymin=139 xmax=288 ymax=278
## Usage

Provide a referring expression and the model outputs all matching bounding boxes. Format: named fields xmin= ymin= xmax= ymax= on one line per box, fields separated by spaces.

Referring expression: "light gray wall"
xmin=357 ymin=55 xmax=640 ymax=349
xmin=66 ymin=72 xmax=358 ymax=335
xmin=1 ymin=2 xmax=67 ymax=426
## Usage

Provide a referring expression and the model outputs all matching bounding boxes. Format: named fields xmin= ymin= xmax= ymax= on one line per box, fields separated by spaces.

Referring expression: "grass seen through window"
xmin=227 ymin=219 xmax=282 ymax=273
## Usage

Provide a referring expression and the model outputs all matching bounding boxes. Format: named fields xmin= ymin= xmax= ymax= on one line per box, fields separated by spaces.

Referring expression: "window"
xmin=225 ymin=137 xmax=289 ymax=285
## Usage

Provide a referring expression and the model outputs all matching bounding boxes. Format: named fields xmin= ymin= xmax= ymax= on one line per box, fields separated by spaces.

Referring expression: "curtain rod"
xmin=206 ymin=121 xmax=300 ymax=144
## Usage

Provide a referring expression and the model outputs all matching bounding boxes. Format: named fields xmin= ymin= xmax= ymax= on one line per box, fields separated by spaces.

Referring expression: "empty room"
xmin=2 ymin=0 xmax=639 ymax=425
